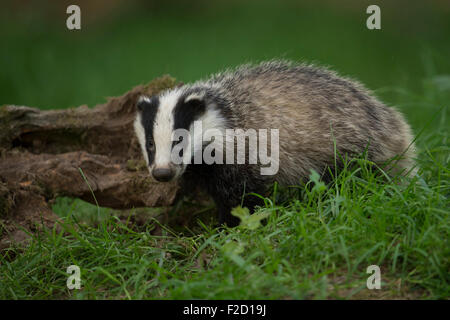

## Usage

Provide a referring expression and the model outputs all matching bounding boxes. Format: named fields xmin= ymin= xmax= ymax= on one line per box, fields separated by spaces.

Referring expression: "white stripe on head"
xmin=153 ymin=89 xmax=183 ymax=168
xmin=189 ymin=105 xmax=228 ymax=159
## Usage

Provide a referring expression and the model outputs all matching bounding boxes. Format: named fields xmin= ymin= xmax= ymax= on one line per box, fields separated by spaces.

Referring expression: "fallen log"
xmin=0 ymin=76 xmax=182 ymax=247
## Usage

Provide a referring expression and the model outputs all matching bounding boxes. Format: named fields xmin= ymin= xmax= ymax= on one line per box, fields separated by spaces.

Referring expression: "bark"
xmin=0 ymin=76 xmax=181 ymax=248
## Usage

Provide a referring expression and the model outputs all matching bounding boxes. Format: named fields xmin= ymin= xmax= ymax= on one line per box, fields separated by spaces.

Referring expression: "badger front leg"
xmin=210 ymin=181 xmax=264 ymax=227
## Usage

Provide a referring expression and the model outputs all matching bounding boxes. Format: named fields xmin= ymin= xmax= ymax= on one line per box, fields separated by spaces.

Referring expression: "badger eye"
xmin=146 ymin=140 xmax=154 ymax=151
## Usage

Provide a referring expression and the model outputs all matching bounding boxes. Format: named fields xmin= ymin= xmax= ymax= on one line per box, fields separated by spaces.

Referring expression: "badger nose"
xmin=152 ymin=167 xmax=175 ymax=182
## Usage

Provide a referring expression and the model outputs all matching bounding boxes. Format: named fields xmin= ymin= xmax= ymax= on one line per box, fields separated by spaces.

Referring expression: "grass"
xmin=1 ymin=138 xmax=448 ymax=299
xmin=1 ymin=92 xmax=448 ymax=299
xmin=0 ymin=1 xmax=449 ymax=299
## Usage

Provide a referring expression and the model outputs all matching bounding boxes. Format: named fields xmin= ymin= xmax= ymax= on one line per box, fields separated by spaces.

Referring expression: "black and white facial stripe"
xmin=174 ymin=92 xmax=207 ymax=131
xmin=135 ymin=96 xmax=159 ymax=166
xmin=134 ymin=88 xmax=227 ymax=182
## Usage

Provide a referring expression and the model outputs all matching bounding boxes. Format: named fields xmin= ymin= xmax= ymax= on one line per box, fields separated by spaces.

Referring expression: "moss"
xmin=61 ymin=108 xmax=86 ymax=127
xmin=144 ymin=75 xmax=178 ymax=96
xmin=126 ymin=159 xmax=147 ymax=172
xmin=129 ymin=175 xmax=153 ymax=194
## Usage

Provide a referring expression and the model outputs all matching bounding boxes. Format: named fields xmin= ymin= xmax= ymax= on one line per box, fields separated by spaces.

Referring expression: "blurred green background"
xmin=1 ymin=0 xmax=449 ymax=130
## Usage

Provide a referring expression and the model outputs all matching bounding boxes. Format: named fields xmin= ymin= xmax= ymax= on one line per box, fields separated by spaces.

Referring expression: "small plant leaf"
xmin=231 ymin=206 xmax=250 ymax=220
xmin=309 ymin=169 xmax=327 ymax=193
xmin=231 ymin=206 xmax=271 ymax=230
xmin=222 ymin=240 xmax=245 ymax=255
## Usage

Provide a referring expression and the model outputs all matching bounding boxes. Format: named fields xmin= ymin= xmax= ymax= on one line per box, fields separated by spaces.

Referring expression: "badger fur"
xmin=134 ymin=60 xmax=417 ymax=226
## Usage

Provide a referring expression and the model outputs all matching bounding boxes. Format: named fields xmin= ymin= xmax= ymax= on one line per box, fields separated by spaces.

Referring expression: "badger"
xmin=134 ymin=60 xmax=417 ymax=226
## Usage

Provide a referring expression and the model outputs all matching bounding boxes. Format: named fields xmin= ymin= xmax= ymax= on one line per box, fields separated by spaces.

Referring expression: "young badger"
xmin=134 ymin=60 xmax=416 ymax=226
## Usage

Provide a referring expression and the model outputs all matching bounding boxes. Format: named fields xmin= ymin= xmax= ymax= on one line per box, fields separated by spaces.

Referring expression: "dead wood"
xmin=0 ymin=76 xmax=181 ymax=248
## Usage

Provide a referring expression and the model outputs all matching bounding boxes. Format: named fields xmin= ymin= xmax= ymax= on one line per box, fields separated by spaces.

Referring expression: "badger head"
xmin=133 ymin=88 xmax=227 ymax=182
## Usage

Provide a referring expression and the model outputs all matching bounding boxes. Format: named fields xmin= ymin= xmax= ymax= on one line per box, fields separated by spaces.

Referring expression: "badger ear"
xmin=183 ymin=92 xmax=207 ymax=116
xmin=184 ymin=92 xmax=205 ymax=104
xmin=136 ymin=96 xmax=153 ymax=112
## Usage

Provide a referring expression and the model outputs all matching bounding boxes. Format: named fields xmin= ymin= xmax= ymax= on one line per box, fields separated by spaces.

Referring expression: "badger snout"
xmin=152 ymin=167 xmax=175 ymax=182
